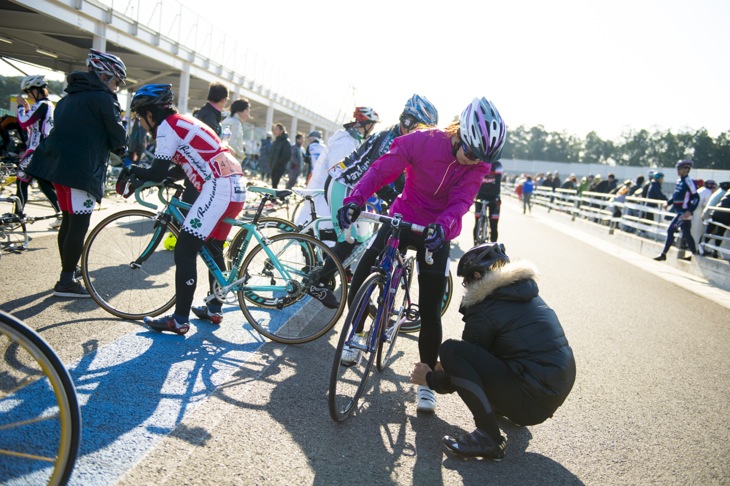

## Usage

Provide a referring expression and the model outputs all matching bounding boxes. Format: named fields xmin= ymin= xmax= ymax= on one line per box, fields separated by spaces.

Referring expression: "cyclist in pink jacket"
xmin=338 ymin=97 xmax=506 ymax=414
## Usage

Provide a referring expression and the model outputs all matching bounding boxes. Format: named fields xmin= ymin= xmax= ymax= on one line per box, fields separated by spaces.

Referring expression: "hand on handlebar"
xmin=337 ymin=203 xmax=361 ymax=230
xmin=424 ymin=223 xmax=445 ymax=252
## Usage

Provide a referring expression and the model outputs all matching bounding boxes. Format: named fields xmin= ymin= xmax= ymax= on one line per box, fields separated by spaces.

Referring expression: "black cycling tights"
xmin=15 ymin=178 xmax=60 ymax=215
xmin=173 ymin=231 xmax=226 ymax=318
xmin=57 ymin=212 xmax=91 ymax=274
xmin=348 ymin=226 xmax=449 ymax=369
xmin=439 ymin=339 xmax=552 ymax=440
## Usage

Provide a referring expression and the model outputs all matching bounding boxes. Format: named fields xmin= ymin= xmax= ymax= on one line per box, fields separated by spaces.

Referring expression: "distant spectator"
xmin=195 ymin=82 xmax=229 ymax=136
xmin=286 ymin=132 xmax=304 ymax=189
xmin=552 ymin=171 xmax=561 ymax=189
xmin=303 ymin=130 xmax=325 ymax=183
xmin=654 ymin=160 xmax=700 ymax=262
xmin=703 ymin=188 xmax=730 ymax=258
xmin=220 ymin=98 xmax=251 ymax=162
xmin=258 ymin=132 xmax=273 ymax=182
xmin=594 ymin=173 xmax=616 ymax=193
xmin=692 ymin=180 xmax=718 ymax=253
xmin=522 ymin=176 xmax=534 ymax=214
xmin=643 ymin=172 xmax=667 ymax=222
xmin=269 ymin=123 xmax=290 ymax=189
xmin=561 ymin=174 xmax=577 ymax=190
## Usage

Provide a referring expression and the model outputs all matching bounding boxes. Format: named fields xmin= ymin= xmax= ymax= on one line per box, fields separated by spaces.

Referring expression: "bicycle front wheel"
xmin=237 ymin=233 xmax=347 ymax=344
xmin=328 ymin=273 xmax=384 ymax=422
xmin=0 ymin=311 xmax=81 ymax=486
xmin=82 ymin=209 xmax=178 ymax=320
xmin=377 ymin=258 xmax=414 ymax=371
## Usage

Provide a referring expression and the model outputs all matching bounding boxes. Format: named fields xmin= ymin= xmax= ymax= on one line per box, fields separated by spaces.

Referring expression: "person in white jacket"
xmin=220 ymin=98 xmax=250 ymax=162
xmin=692 ymin=179 xmax=717 ymax=253
xmin=295 ymin=107 xmax=379 ymax=227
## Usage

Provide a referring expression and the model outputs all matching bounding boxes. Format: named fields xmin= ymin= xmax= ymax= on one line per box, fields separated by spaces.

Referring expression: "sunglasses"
xmin=461 ymin=142 xmax=480 ymax=162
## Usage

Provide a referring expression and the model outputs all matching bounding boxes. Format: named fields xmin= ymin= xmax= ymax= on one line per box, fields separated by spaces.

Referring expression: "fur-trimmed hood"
xmin=461 ymin=260 xmax=540 ymax=308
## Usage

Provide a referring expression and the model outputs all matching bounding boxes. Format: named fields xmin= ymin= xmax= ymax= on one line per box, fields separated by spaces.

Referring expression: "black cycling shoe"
xmin=144 ymin=315 xmax=190 ymax=335
xmin=307 ymin=284 xmax=339 ymax=309
xmin=653 ymin=254 xmax=667 ymax=261
xmin=442 ymin=429 xmax=506 ymax=461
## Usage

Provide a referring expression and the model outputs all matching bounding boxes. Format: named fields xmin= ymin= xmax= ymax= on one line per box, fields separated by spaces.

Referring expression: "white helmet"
xmin=86 ymin=48 xmax=127 ymax=84
xmin=459 ymin=97 xmax=506 ymax=163
xmin=21 ymin=75 xmax=47 ymax=91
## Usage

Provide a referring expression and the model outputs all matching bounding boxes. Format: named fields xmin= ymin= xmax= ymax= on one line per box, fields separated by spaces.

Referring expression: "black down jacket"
xmin=459 ymin=261 xmax=576 ymax=411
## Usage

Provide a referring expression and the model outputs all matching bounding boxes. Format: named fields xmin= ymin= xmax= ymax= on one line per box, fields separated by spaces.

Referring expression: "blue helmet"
xmin=401 ymin=94 xmax=439 ymax=127
xmin=131 ymin=84 xmax=175 ymax=113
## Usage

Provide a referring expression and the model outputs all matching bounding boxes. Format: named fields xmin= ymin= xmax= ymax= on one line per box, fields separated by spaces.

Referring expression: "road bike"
xmin=80 ymin=180 xmax=348 ymax=344
xmin=0 ymin=310 xmax=81 ymax=485
xmin=328 ymin=211 xmax=435 ymax=422
xmin=0 ymin=196 xmax=62 ymax=255
xmin=231 ymin=188 xmax=454 ymax=333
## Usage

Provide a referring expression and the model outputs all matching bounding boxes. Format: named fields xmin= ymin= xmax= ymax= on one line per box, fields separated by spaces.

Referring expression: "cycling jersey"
xmin=153 ymin=113 xmax=243 ymax=192
xmin=329 ymin=124 xmax=402 ymax=188
xmin=670 ymin=174 xmax=699 ymax=213
xmin=475 ymin=161 xmax=502 ymax=201
xmin=17 ymin=98 xmax=53 ymax=156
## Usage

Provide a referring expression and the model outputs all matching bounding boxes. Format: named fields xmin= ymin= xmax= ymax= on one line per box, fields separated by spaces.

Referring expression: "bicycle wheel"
xmin=0 ymin=310 xmax=81 ymax=486
xmin=478 ymin=214 xmax=489 ymax=244
xmin=225 ymin=217 xmax=297 ymax=270
xmin=328 ymin=273 xmax=384 ymax=422
xmin=377 ymin=257 xmax=414 ymax=371
xmin=82 ymin=209 xmax=178 ymax=320
xmin=399 ymin=270 xmax=453 ymax=334
xmin=237 ymin=233 xmax=347 ymax=344
xmin=0 ymin=213 xmax=28 ymax=253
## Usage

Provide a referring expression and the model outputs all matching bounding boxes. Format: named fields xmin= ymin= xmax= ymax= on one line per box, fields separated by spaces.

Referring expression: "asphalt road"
xmin=1 ymin=190 xmax=728 ymax=485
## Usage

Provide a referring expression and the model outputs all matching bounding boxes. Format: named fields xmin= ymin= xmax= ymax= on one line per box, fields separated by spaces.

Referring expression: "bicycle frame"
xmin=344 ymin=213 xmax=427 ymax=354
xmin=133 ymin=181 xmax=300 ymax=304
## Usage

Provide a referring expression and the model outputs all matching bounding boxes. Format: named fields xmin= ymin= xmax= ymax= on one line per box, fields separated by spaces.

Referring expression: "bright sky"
xmin=182 ymin=0 xmax=728 ymax=140
xmin=2 ymin=0 xmax=727 ymax=141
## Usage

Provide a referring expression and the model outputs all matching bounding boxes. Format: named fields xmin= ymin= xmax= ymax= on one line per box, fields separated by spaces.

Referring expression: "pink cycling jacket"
xmin=344 ymin=129 xmax=490 ymax=241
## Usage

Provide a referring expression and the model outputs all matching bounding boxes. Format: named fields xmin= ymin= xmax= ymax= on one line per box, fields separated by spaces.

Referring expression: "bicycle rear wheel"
xmin=328 ymin=273 xmax=384 ymax=422
xmin=82 ymin=209 xmax=178 ymax=320
xmin=399 ymin=270 xmax=453 ymax=333
xmin=0 ymin=310 xmax=81 ymax=486
xmin=237 ymin=233 xmax=347 ymax=344
xmin=377 ymin=258 xmax=414 ymax=371
xmin=478 ymin=214 xmax=489 ymax=244
xmin=0 ymin=213 xmax=28 ymax=253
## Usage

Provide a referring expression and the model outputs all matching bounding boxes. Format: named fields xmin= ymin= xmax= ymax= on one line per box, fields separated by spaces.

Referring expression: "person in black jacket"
xmin=410 ymin=243 xmax=576 ymax=461
xmin=194 ymin=82 xmax=228 ymax=137
xmin=270 ymin=122 xmax=291 ymax=189
xmin=27 ymin=49 xmax=128 ymax=298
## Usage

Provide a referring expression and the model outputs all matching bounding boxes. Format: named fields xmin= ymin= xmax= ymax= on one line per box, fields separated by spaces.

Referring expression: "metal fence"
xmin=505 ymin=182 xmax=730 ymax=260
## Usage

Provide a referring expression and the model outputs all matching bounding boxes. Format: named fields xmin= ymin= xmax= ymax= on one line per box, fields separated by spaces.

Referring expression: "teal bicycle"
xmin=80 ymin=180 xmax=348 ymax=344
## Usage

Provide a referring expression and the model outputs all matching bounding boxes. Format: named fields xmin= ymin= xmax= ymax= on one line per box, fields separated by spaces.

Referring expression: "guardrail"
xmin=506 ymin=182 xmax=730 ymax=260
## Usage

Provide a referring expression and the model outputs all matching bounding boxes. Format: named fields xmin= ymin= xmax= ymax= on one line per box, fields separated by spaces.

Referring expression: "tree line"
xmin=0 ymin=75 xmax=64 ymax=109
xmin=502 ymin=124 xmax=730 ymax=170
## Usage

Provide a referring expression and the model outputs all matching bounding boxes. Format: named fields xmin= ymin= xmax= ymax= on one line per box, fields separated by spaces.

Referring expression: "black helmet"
xmin=457 ymin=242 xmax=510 ymax=278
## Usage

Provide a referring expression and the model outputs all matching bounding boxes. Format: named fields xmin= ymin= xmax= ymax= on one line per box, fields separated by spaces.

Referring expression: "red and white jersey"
xmin=155 ymin=113 xmax=243 ymax=192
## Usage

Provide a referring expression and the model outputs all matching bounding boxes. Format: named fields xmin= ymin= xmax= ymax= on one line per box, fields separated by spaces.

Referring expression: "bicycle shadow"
xmin=61 ymin=318 xmax=269 ymax=483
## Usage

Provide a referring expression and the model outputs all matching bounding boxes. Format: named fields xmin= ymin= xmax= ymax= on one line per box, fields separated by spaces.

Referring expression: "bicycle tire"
xmin=399 ymin=270 xmax=454 ymax=334
xmin=376 ymin=257 xmax=413 ymax=371
xmin=0 ymin=213 xmax=28 ymax=253
xmin=225 ymin=217 xmax=298 ymax=270
xmin=328 ymin=273 xmax=384 ymax=422
xmin=237 ymin=233 xmax=347 ymax=344
xmin=0 ymin=310 xmax=81 ymax=486
xmin=82 ymin=209 xmax=178 ymax=320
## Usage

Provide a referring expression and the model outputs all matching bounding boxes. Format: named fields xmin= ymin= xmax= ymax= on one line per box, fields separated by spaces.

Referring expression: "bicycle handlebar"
xmin=345 ymin=211 xmax=433 ymax=265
